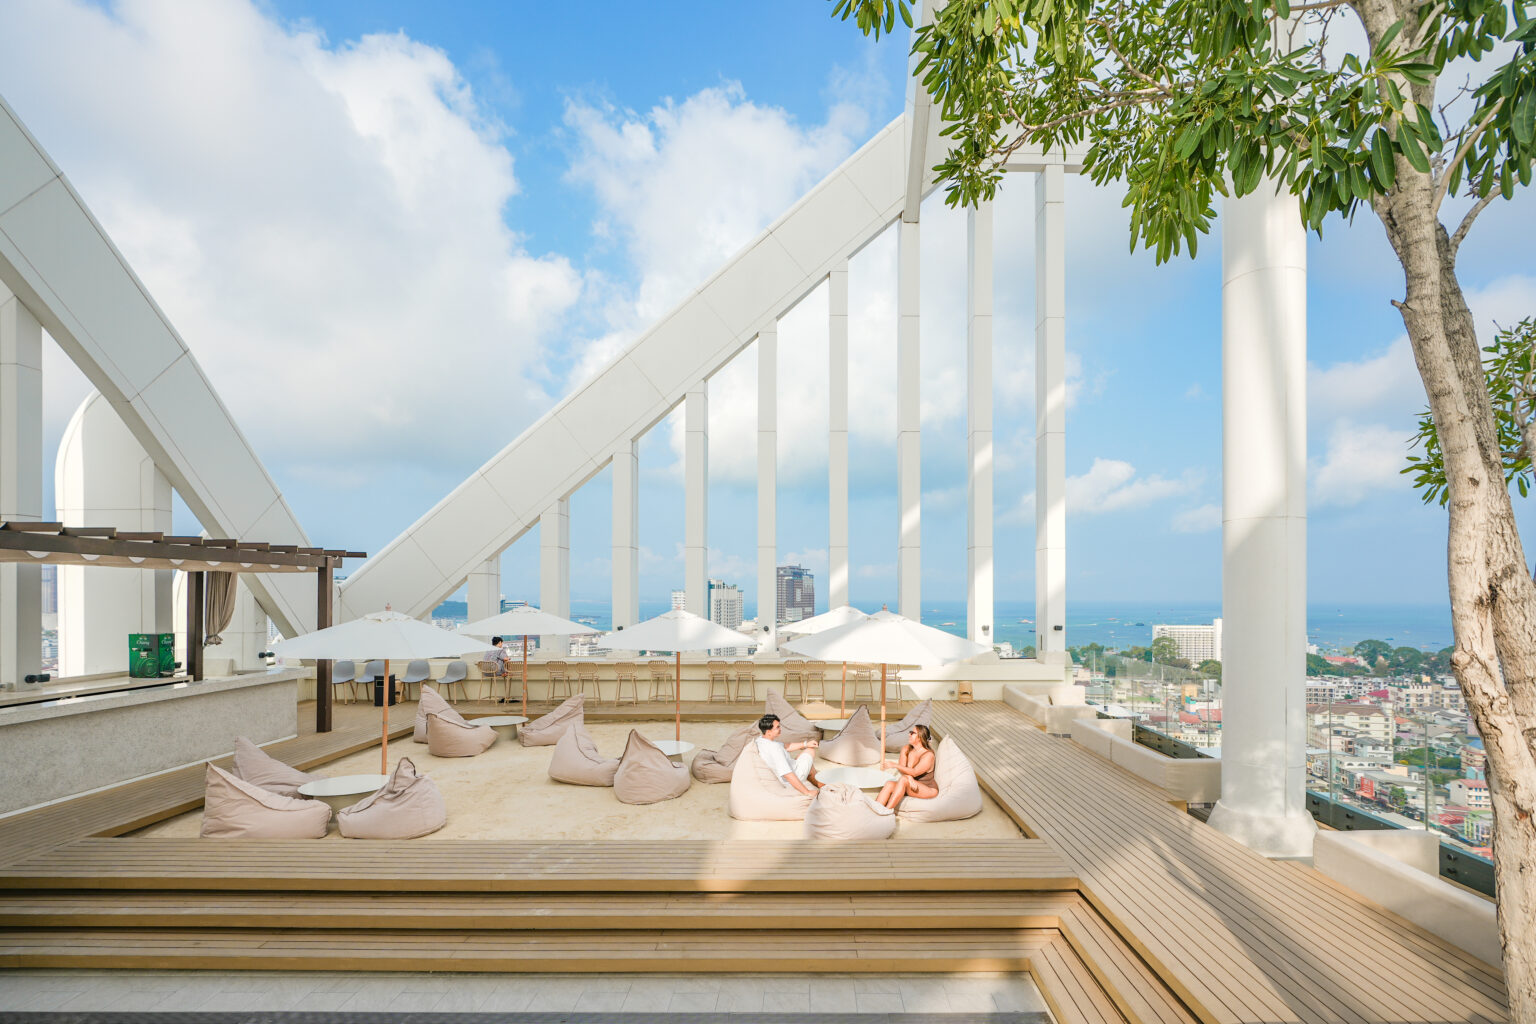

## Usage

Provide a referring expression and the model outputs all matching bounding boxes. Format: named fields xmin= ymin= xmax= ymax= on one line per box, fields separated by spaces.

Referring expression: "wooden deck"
xmin=932 ymin=701 xmax=1509 ymax=1024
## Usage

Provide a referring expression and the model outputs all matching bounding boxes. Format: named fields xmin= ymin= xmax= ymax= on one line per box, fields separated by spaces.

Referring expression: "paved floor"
xmin=0 ymin=971 xmax=1051 ymax=1017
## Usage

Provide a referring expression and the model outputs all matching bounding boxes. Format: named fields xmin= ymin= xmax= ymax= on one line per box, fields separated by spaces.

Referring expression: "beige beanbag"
xmin=415 ymin=686 xmax=465 ymax=742
xmin=521 ymin=693 xmax=585 ymax=746
xmin=898 ymin=738 xmax=983 ymax=822
xmin=549 ymin=723 xmax=620 ymax=787
xmin=728 ymin=741 xmax=814 ymax=821
xmin=613 ymin=730 xmax=691 ymax=804
xmin=884 ymin=698 xmax=934 ymax=751
xmin=764 ymin=690 xmax=819 ymax=744
xmin=231 ymin=736 xmax=318 ymax=797
xmin=200 ymin=764 xmax=331 ymax=839
xmin=804 ymin=782 xmax=897 ymax=839
xmin=691 ymin=723 xmax=759 ymax=783
xmin=817 ymin=705 xmax=882 ymax=767
xmin=426 ymin=712 xmax=497 ymax=757
xmin=336 ymin=757 xmax=446 ymax=839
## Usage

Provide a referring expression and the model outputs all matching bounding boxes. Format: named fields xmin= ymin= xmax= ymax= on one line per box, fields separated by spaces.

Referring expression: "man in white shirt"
xmin=755 ymin=713 xmax=823 ymax=796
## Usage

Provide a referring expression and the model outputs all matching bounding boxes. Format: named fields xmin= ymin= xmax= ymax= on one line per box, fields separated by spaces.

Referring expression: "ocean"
xmin=559 ymin=597 xmax=1455 ymax=655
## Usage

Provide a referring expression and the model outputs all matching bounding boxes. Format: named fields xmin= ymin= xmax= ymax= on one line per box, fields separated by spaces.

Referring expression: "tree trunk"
xmin=1375 ymin=156 xmax=1536 ymax=1015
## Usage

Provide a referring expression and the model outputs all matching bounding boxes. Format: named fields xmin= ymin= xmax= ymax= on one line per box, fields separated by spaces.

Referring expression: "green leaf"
xmin=1397 ymin=120 xmax=1431 ymax=172
xmin=1515 ymin=89 xmax=1536 ymax=147
xmin=1370 ymin=128 xmax=1397 ymax=188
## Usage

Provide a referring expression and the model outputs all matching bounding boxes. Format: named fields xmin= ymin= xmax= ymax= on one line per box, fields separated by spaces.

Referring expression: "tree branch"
xmin=1449 ymin=184 xmax=1501 ymax=258
xmin=1434 ymin=98 xmax=1504 ymax=214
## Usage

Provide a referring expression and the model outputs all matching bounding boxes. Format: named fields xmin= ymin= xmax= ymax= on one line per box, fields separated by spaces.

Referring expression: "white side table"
xmin=297 ymin=774 xmax=390 ymax=814
xmin=651 ymin=739 xmax=696 ymax=761
xmin=471 ymin=714 xmax=528 ymax=740
xmin=817 ymin=765 xmax=897 ymax=790
xmin=814 ymin=719 xmax=852 ymax=734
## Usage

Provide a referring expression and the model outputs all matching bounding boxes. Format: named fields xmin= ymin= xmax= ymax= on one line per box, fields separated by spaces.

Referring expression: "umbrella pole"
xmin=381 ymin=658 xmax=390 ymax=774
xmin=840 ymin=661 xmax=847 ymax=715
xmin=880 ymin=662 xmax=887 ymax=769
xmin=522 ymin=635 xmax=530 ymax=718
xmin=675 ymin=650 xmax=682 ymax=742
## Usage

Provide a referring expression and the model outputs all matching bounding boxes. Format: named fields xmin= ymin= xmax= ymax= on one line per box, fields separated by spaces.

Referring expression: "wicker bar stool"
xmin=851 ymin=663 xmax=876 ymax=701
xmin=612 ymin=661 xmax=640 ymax=705
xmin=576 ymin=662 xmax=601 ymax=702
xmin=781 ymin=659 xmax=806 ymax=703
xmin=803 ymin=661 xmax=828 ymax=702
xmin=546 ymin=661 xmax=572 ymax=700
xmin=732 ymin=660 xmax=757 ymax=702
xmin=706 ymin=660 xmax=733 ymax=702
xmin=647 ymin=660 xmax=675 ymax=702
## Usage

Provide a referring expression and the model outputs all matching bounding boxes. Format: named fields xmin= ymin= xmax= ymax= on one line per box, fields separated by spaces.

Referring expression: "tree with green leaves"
xmin=1390 ymin=645 xmax=1427 ymax=673
xmin=1197 ymin=658 xmax=1222 ymax=679
xmin=835 ymin=0 xmax=1536 ymax=1003
xmin=1354 ymin=638 xmax=1392 ymax=667
xmin=1151 ymin=635 xmax=1182 ymax=664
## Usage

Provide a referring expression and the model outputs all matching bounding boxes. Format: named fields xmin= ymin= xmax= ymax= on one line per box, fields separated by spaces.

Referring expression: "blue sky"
xmin=1 ymin=0 xmax=1532 ymax=616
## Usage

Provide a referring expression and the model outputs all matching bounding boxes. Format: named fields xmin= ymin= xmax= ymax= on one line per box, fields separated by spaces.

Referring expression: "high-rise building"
xmin=39 ymin=565 xmax=57 ymax=615
xmin=1153 ymin=619 xmax=1223 ymax=663
xmin=708 ymin=579 xmax=743 ymax=631
xmin=670 ymin=589 xmax=686 ymax=611
xmin=776 ymin=564 xmax=815 ymax=625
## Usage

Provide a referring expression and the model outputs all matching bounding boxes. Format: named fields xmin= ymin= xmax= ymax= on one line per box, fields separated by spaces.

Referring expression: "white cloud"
xmin=1172 ymin=503 xmax=1222 ymax=533
xmin=0 ymin=1 xmax=583 ymax=480
xmin=1309 ymin=336 xmax=1424 ymax=427
xmin=1067 ymin=458 xmax=1199 ymax=514
xmin=1312 ymin=420 xmax=1413 ymax=507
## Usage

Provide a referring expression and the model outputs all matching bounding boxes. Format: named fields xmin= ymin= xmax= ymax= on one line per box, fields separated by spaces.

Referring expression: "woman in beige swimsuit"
xmin=877 ymin=723 xmax=937 ymax=811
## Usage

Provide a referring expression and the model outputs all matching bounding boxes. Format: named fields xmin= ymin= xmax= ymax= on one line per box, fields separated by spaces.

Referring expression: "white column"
xmin=0 ymin=283 xmax=42 ymax=689
xmin=540 ymin=499 xmax=570 ymax=654
xmin=757 ymin=323 xmax=778 ymax=639
xmin=967 ymin=200 xmax=995 ymax=647
xmin=828 ymin=263 xmax=850 ymax=610
xmin=1034 ymin=165 xmax=1067 ymax=664
xmin=684 ymin=384 xmax=709 ymax=617
xmin=467 ymin=557 xmax=500 ymax=622
xmin=611 ymin=441 xmax=640 ymax=629
xmin=897 ymin=218 xmax=922 ymax=618
xmin=1207 ymin=181 xmax=1316 ymax=859
xmin=56 ymin=393 xmax=173 ymax=676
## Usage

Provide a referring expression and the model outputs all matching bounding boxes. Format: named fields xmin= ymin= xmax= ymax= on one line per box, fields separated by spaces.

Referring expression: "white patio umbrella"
xmin=459 ymin=606 xmax=594 ymax=717
xmin=782 ymin=608 xmax=989 ymax=756
xmin=601 ymin=609 xmax=752 ymax=741
xmin=274 ymin=608 xmax=472 ymax=773
xmin=778 ymin=605 xmax=870 ymax=713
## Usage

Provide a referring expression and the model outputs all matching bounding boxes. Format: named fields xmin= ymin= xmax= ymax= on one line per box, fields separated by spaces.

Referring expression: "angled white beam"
xmin=540 ymin=499 xmax=570 ymax=654
xmin=684 ymin=384 xmax=709 ymax=617
xmin=897 ymin=219 xmax=922 ymax=619
xmin=611 ymin=441 xmax=639 ymax=630
xmin=828 ymin=263 xmax=850 ymax=609
xmin=0 ymin=96 xmax=316 ymax=636
xmin=1209 ymin=181 xmax=1316 ymax=858
xmin=967 ymin=200 xmax=995 ymax=647
xmin=1035 ymin=164 xmax=1067 ymax=664
xmin=757 ymin=323 xmax=778 ymax=636
xmin=0 ymin=281 xmax=41 ymax=688
xmin=467 ymin=557 xmax=499 ymax=623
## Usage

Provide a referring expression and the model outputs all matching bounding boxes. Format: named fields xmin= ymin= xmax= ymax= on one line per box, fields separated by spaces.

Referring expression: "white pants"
xmin=783 ymin=750 xmax=814 ymax=787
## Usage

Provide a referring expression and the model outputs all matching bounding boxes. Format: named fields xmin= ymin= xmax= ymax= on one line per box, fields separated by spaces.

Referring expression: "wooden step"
xmin=0 ymin=890 xmax=1073 ymax=931
xmin=0 ymin=926 xmax=1057 ymax=973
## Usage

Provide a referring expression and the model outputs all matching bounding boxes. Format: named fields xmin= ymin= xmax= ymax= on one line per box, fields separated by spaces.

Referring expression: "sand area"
xmin=137 ymin=718 xmax=1025 ymax=842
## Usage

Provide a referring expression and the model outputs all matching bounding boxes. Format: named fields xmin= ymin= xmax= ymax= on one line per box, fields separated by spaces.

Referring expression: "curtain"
xmin=204 ymin=571 xmax=237 ymax=645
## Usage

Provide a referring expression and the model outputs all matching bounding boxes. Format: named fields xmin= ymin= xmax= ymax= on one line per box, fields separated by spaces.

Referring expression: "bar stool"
xmin=732 ymin=660 xmax=757 ymax=702
xmin=612 ymin=662 xmax=640 ymax=706
xmin=647 ymin=660 xmax=675 ymax=702
xmin=576 ymin=662 xmax=601 ymax=702
xmin=804 ymin=661 xmax=828 ymax=702
xmin=477 ymin=660 xmax=505 ymax=703
xmin=547 ymin=661 xmax=572 ymax=700
xmin=781 ymin=659 xmax=806 ymax=703
xmin=851 ymin=663 xmax=876 ymax=701
xmin=705 ymin=660 xmax=732 ymax=702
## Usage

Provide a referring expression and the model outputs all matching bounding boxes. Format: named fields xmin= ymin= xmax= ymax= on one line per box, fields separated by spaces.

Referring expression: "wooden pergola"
xmin=0 ymin=522 xmax=365 ymax=732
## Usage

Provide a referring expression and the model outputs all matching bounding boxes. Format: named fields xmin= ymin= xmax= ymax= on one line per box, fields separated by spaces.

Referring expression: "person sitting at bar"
xmin=483 ymin=637 xmax=514 ymax=677
xmin=755 ymin=713 xmax=823 ymax=796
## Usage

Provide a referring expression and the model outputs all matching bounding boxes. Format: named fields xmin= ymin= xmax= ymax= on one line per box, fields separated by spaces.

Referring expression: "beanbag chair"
xmin=200 ymin=764 xmax=331 ymax=838
xmin=337 ymin=757 xmax=446 ymax=839
xmin=897 ymin=738 xmax=983 ymax=822
xmin=521 ymin=693 xmax=585 ymax=746
xmin=549 ymin=723 xmax=620 ymax=787
xmin=728 ymin=740 xmax=814 ymax=821
xmin=426 ymin=711 xmax=497 ymax=757
xmin=613 ymin=730 xmax=691 ymax=804
xmin=231 ymin=736 xmax=318 ymax=797
xmin=884 ymin=698 xmax=935 ymax=751
xmin=804 ymin=782 xmax=897 ymax=840
xmin=817 ymin=705 xmax=883 ymax=767
xmin=414 ymin=685 xmax=465 ymax=743
xmin=763 ymin=690 xmax=819 ymax=744
xmin=691 ymin=723 xmax=758 ymax=783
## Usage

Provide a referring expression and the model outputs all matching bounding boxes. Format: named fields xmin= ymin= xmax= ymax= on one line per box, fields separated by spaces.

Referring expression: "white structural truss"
xmin=0 ymin=7 xmax=1314 ymax=856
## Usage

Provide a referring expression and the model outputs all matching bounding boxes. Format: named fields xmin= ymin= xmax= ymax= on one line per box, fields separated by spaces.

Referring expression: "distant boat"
xmin=941 ymin=621 xmax=956 ymax=626
xmin=1018 ymin=618 xmax=1032 ymax=624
